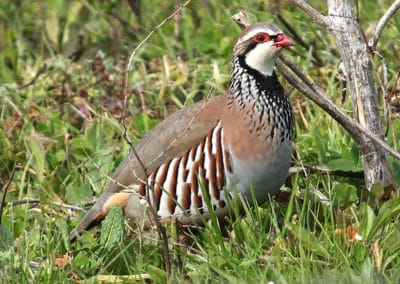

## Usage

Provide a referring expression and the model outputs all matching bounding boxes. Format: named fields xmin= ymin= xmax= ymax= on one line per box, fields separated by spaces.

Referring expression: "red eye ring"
xmin=253 ymin=33 xmax=270 ymax=43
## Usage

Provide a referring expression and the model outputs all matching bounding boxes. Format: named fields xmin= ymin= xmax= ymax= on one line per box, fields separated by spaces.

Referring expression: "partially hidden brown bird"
xmin=70 ymin=22 xmax=295 ymax=241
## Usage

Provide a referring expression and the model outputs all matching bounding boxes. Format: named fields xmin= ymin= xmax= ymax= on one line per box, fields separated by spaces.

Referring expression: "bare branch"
xmin=368 ymin=0 xmax=400 ymax=49
xmin=9 ymin=198 xmax=87 ymax=212
xmin=275 ymin=57 xmax=400 ymax=161
xmin=288 ymin=164 xmax=364 ymax=179
xmin=232 ymin=11 xmax=400 ymax=161
xmin=276 ymin=13 xmax=307 ymax=49
xmin=288 ymin=0 xmax=331 ymax=28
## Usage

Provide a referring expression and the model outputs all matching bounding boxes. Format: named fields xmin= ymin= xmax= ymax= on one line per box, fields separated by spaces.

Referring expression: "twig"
xmin=276 ymin=53 xmax=400 ymax=160
xmin=2 ymin=88 xmax=23 ymax=114
xmin=276 ymin=58 xmax=400 ymax=160
xmin=275 ymin=12 xmax=324 ymax=67
xmin=126 ymin=0 xmax=192 ymax=73
xmin=17 ymin=64 xmax=47 ymax=90
xmin=141 ymin=234 xmax=204 ymax=255
xmin=10 ymin=198 xmax=40 ymax=206
xmin=93 ymin=274 xmax=151 ymax=282
xmin=257 ymin=255 xmax=330 ymax=265
xmin=388 ymin=71 xmax=400 ymax=151
xmin=0 ymin=164 xmax=16 ymax=225
xmin=121 ymin=1 xmax=193 ymax=281
xmin=372 ymin=51 xmax=390 ymax=136
xmin=288 ymin=0 xmax=331 ymax=28
xmin=368 ymin=0 xmax=400 ymax=49
xmin=9 ymin=198 xmax=87 ymax=212
xmin=288 ymin=164 xmax=364 ymax=179
xmin=121 ymin=0 xmax=193 ymax=128
xmin=147 ymin=98 xmax=210 ymax=166
xmin=83 ymin=146 xmax=138 ymax=191
xmin=120 ymin=0 xmax=194 ymax=163
xmin=276 ymin=13 xmax=308 ymax=50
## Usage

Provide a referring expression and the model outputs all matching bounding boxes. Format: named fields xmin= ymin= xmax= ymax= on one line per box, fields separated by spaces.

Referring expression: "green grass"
xmin=1 ymin=0 xmax=400 ymax=282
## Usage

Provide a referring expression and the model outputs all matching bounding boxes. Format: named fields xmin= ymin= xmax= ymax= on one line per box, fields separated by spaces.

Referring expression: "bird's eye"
xmin=253 ymin=33 xmax=270 ymax=43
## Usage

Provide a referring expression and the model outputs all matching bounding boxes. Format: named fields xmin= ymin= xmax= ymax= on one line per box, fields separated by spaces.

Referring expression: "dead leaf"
xmin=54 ymin=252 xmax=72 ymax=267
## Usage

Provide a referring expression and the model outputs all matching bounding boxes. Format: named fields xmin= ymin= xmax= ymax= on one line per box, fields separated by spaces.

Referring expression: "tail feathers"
xmin=69 ymin=192 xmax=131 ymax=242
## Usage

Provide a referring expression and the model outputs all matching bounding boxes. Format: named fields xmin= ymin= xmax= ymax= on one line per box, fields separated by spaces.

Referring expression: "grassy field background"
xmin=1 ymin=0 xmax=400 ymax=282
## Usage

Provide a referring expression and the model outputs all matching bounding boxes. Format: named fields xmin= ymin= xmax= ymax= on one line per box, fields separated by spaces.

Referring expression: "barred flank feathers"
xmin=138 ymin=122 xmax=230 ymax=219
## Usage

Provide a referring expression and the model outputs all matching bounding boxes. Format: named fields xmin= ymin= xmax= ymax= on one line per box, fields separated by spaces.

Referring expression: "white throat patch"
xmin=244 ymin=42 xmax=280 ymax=76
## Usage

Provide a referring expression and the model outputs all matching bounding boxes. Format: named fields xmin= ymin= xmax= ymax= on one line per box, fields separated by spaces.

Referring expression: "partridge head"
xmin=70 ymin=22 xmax=295 ymax=241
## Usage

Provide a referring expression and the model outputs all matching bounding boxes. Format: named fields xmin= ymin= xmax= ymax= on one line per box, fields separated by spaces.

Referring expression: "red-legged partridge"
xmin=70 ymin=22 xmax=294 ymax=241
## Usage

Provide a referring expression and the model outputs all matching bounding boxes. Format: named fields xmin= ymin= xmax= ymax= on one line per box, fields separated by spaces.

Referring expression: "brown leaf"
xmin=54 ymin=252 xmax=72 ymax=267
xmin=4 ymin=111 xmax=24 ymax=133
xmin=28 ymin=105 xmax=43 ymax=122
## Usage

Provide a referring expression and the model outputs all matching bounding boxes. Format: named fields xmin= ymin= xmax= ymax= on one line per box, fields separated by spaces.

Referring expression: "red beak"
xmin=272 ymin=34 xmax=295 ymax=48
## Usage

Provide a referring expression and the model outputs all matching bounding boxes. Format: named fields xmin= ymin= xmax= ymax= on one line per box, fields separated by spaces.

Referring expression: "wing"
xmin=70 ymin=95 xmax=226 ymax=240
xmin=110 ymin=95 xmax=226 ymax=190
